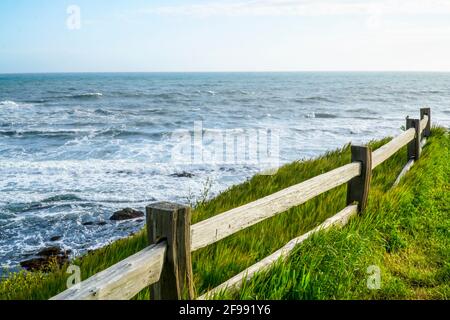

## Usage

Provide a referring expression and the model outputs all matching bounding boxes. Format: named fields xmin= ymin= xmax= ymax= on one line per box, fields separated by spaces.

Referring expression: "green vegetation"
xmin=215 ymin=127 xmax=449 ymax=300
xmin=1 ymin=128 xmax=448 ymax=300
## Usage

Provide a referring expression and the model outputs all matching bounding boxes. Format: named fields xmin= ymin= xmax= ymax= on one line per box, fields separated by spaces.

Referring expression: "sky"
xmin=1 ymin=0 xmax=450 ymax=73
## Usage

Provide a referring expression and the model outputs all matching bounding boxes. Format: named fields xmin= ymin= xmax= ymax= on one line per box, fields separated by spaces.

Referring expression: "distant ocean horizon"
xmin=1 ymin=72 xmax=449 ymax=270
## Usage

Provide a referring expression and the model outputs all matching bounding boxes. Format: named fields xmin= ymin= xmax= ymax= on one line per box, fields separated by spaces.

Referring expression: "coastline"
xmin=2 ymin=128 xmax=448 ymax=300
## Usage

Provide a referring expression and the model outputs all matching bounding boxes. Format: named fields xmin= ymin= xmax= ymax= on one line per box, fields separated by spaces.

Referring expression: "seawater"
xmin=1 ymin=72 xmax=449 ymax=269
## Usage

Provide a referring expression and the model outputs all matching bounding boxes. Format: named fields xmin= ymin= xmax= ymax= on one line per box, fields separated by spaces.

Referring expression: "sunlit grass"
xmin=212 ymin=128 xmax=449 ymax=300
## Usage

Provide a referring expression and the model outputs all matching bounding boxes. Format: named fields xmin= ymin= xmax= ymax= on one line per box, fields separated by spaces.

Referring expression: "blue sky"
xmin=1 ymin=0 xmax=450 ymax=73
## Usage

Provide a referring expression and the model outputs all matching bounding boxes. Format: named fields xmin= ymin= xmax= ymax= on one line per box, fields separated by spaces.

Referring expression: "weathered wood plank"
xmin=421 ymin=137 xmax=427 ymax=149
xmin=51 ymin=242 xmax=166 ymax=300
xmin=190 ymin=163 xmax=361 ymax=252
xmin=420 ymin=108 xmax=431 ymax=137
xmin=372 ymin=128 xmax=415 ymax=169
xmin=406 ymin=118 xmax=421 ymax=161
xmin=393 ymin=159 xmax=415 ymax=187
xmin=347 ymin=146 xmax=372 ymax=212
xmin=393 ymin=137 xmax=427 ymax=187
xmin=197 ymin=205 xmax=358 ymax=300
xmin=147 ymin=202 xmax=194 ymax=300
xmin=420 ymin=115 xmax=429 ymax=136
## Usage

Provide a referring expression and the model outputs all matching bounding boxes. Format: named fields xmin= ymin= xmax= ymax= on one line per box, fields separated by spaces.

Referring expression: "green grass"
xmin=213 ymin=127 xmax=450 ymax=300
xmin=0 ymin=128 xmax=448 ymax=300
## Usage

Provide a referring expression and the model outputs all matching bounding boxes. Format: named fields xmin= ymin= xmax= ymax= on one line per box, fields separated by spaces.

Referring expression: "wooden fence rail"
xmin=51 ymin=108 xmax=431 ymax=300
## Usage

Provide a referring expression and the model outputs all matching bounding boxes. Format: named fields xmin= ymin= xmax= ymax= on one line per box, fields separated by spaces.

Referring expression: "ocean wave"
xmin=94 ymin=109 xmax=114 ymax=116
xmin=391 ymin=89 xmax=444 ymax=96
xmin=0 ymin=100 xmax=19 ymax=106
xmin=0 ymin=129 xmax=81 ymax=138
xmin=352 ymin=116 xmax=379 ymax=120
xmin=23 ymin=99 xmax=49 ymax=104
xmin=70 ymin=92 xmax=103 ymax=99
xmin=5 ymin=202 xmax=53 ymax=214
xmin=362 ymin=97 xmax=392 ymax=103
xmin=295 ymin=96 xmax=336 ymax=104
xmin=92 ymin=128 xmax=163 ymax=139
xmin=349 ymin=108 xmax=379 ymax=115
xmin=152 ymin=92 xmax=189 ymax=100
xmin=0 ymin=128 xmax=158 ymax=139
xmin=222 ymin=89 xmax=254 ymax=95
xmin=42 ymin=194 xmax=84 ymax=203
xmin=0 ymin=100 xmax=34 ymax=108
xmin=306 ymin=112 xmax=338 ymax=119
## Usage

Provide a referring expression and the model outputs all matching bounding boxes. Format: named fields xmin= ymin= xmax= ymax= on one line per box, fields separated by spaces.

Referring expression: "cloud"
xmin=142 ymin=0 xmax=450 ymax=17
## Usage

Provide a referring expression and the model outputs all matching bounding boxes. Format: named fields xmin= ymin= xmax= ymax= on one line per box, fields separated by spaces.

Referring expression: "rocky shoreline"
xmin=19 ymin=208 xmax=145 ymax=272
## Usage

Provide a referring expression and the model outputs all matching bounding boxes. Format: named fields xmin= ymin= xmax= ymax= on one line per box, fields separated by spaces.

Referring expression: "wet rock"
xmin=82 ymin=221 xmax=94 ymax=226
xmin=136 ymin=219 xmax=144 ymax=223
xmin=50 ymin=235 xmax=62 ymax=242
xmin=20 ymin=255 xmax=69 ymax=272
xmin=20 ymin=257 xmax=50 ymax=271
xmin=110 ymin=208 xmax=144 ymax=221
xmin=97 ymin=221 xmax=107 ymax=226
xmin=38 ymin=246 xmax=62 ymax=257
xmin=170 ymin=171 xmax=194 ymax=178
xmin=20 ymin=246 xmax=71 ymax=272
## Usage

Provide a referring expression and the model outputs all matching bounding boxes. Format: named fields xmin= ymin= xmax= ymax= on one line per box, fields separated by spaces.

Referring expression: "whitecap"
xmin=0 ymin=100 xmax=19 ymax=107
xmin=70 ymin=92 xmax=103 ymax=99
xmin=0 ymin=100 xmax=34 ymax=109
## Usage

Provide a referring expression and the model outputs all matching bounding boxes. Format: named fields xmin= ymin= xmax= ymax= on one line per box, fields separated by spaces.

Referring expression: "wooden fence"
xmin=51 ymin=108 xmax=431 ymax=300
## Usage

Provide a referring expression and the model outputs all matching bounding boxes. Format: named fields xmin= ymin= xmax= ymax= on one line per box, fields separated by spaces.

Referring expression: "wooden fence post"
xmin=406 ymin=117 xmax=420 ymax=161
xmin=420 ymin=107 xmax=431 ymax=138
xmin=146 ymin=202 xmax=194 ymax=300
xmin=347 ymin=146 xmax=372 ymax=213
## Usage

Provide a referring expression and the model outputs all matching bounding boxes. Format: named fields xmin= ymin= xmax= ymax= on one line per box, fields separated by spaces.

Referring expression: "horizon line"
xmin=2 ymin=70 xmax=450 ymax=75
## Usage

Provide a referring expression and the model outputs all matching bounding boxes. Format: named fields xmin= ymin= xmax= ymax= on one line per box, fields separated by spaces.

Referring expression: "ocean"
xmin=1 ymin=72 xmax=449 ymax=270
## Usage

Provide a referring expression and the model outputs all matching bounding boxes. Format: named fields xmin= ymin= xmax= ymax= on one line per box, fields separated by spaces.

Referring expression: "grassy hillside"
xmin=0 ymin=128 xmax=448 ymax=300
xmin=214 ymin=127 xmax=449 ymax=300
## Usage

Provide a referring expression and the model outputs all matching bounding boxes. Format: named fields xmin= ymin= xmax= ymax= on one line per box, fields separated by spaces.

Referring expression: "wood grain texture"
xmin=190 ymin=163 xmax=361 ymax=252
xmin=197 ymin=205 xmax=358 ymax=300
xmin=51 ymin=242 xmax=166 ymax=300
xmin=146 ymin=202 xmax=194 ymax=300
xmin=420 ymin=115 xmax=429 ymax=136
xmin=420 ymin=108 xmax=431 ymax=137
xmin=372 ymin=128 xmax=415 ymax=169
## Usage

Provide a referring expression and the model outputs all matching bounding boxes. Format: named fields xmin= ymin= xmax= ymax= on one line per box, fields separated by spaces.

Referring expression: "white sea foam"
xmin=76 ymin=92 xmax=103 ymax=97
xmin=0 ymin=100 xmax=19 ymax=106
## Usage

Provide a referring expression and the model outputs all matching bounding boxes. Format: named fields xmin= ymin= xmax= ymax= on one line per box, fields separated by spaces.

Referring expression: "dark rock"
xmin=136 ymin=219 xmax=144 ymax=223
xmin=20 ymin=255 xmax=69 ymax=272
xmin=20 ymin=246 xmax=71 ymax=271
xmin=170 ymin=171 xmax=194 ymax=178
xmin=110 ymin=208 xmax=144 ymax=221
xmin=20 ymin=257 xmax=50 ymax=271
xmin=97 ymin=221 xmax=107 ymax=226
xmin=82 ymin=221 xmax=94 ymax=226
xmin=38 ymin=246 xmax=62 ymax=257
xmin=50 ymin=235 xmax=62 ymax=242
